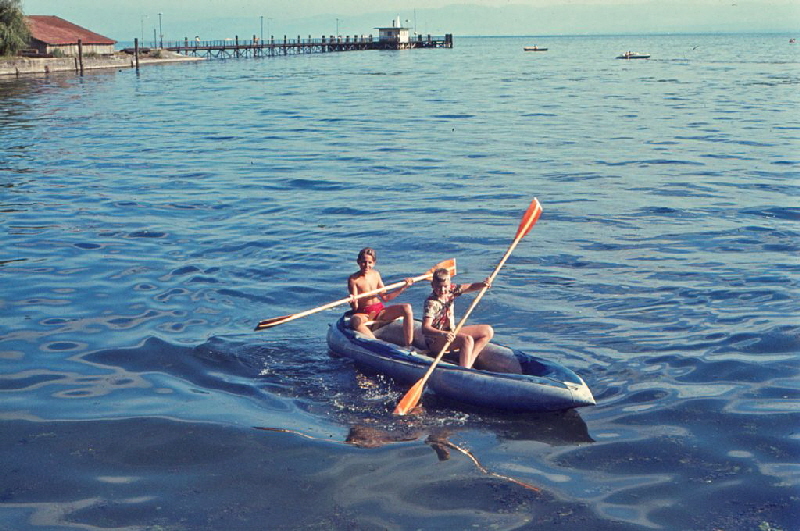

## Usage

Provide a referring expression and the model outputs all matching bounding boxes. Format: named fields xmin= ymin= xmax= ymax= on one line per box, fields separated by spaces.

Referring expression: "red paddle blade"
xmin=514 ymin=198 xmax=543 ymax=240
xmin=393 ymin=379 xmax=425 ymax=415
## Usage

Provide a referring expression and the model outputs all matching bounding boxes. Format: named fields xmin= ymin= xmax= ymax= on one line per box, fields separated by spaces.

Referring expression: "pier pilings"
xmin=164 ymin=34 xmax=453 ymax=59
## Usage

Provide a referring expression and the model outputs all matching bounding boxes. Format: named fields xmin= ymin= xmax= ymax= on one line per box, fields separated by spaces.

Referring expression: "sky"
xmin=21 ymin=1 xmax=800 ymax=42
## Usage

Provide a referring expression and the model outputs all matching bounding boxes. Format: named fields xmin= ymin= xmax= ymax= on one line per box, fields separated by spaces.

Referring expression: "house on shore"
xmin=25 ymin=16 xmax=116 ymax=56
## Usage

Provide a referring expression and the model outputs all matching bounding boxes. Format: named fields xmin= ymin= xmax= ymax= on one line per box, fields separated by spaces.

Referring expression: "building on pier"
xmin=377 ymin=17 xmax=411 ymax=49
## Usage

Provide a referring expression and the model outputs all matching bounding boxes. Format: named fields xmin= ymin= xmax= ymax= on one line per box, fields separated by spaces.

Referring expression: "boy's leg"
xmin=461 ymin=324 xmax=493 ymax=361
xmin=428 ymin=334 xmax=476 ymax=368
xmin=455 ymin=334 xmax=476 ymax=368
xmin=377 ymin=303 xmax=414 ymax=346
xmin=350 ymin=313 xmax=375 ymax=339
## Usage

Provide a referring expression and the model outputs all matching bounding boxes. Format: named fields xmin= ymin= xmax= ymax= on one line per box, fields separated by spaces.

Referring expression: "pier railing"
xmin=162 ymin=34 xmax=453 ymax=58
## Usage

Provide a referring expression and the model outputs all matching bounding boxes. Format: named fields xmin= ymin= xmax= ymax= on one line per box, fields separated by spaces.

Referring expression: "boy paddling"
xmin=421 ymin=267 xmax=494 ymax=369
xmin=348 ymin=248 xmax=416 ymax=346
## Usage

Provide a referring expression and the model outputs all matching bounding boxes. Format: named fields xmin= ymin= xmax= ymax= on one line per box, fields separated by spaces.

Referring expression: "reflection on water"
xmin=271 ymin=413 xmax=593 ymax=494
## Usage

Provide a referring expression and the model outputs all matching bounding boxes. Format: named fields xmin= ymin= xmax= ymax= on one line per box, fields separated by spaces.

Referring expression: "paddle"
xmin=254 ymin=258 xmax=457 ymax=331
xmin=393 ymin=198 xmax=543 ymax=415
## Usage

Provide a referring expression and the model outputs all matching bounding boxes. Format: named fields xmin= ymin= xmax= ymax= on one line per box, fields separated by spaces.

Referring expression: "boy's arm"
xmin=382 ymin=275 xmax=415 ymax=302
xmin=373 ymin=272 xmax=390 ymax=302
xmin=347 ymin=276 xmax=360 ymax=311
xmin=421 ymin=316 xmax=438 ymax=336
xmin=422 ymin=315 xmax=455 ymax=342
xmin=461 ymin=279 xmax=491 ymax=294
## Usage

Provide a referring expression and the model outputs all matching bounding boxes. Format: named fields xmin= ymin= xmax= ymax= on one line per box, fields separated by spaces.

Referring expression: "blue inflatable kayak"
xmin=327 ymin=316 xmax=595 ymax=412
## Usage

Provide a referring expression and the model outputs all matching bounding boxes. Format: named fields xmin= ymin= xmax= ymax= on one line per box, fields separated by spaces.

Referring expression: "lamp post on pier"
xmin=140 ymin=15 xmax=148 ymax=44
xmin=336 ymin=18 xmax=339 ymax=37
xmin=158 ymin=12 xmax=163 ymax=48
xmin=260 ymin=16 xmax=264 ymax=43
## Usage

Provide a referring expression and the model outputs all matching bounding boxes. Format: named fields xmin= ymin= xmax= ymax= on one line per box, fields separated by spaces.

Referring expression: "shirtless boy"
xmin=348 ymin=248 xmax=415 ymax=346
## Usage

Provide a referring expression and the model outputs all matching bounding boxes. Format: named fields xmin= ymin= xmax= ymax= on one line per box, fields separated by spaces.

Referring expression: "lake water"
xmin=1 ymin=34 xmax=798 ymax=530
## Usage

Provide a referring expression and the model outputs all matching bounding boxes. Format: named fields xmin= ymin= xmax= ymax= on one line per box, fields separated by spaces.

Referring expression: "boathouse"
xmin=25 ymin=16 xmax=116 ymax=56
xmin=376 ymin=17 xmax=411 ymax=49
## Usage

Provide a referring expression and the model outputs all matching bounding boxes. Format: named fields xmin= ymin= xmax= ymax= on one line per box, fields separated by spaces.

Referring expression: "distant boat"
xmin=524 ymin=46 xmax=548 ymax=51
xmin=617 ymin=51 xmax=650 ymax=59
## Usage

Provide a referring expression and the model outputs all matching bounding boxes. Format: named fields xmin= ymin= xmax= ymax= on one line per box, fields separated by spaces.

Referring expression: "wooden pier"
xmin=163 ymin=34 xmax=453 ymax=59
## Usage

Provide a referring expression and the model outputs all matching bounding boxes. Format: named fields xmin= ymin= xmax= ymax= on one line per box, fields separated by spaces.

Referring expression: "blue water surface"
xmin=1 ymin=34 xmax=798 ymax=530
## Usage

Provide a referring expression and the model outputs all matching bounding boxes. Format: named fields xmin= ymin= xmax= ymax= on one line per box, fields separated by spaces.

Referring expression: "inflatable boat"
xmin=327 ymin=316 xmax=595 ymax=412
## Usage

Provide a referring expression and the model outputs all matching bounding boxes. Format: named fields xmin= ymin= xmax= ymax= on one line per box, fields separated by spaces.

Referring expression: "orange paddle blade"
xmin=437 ymin=258 xmax=457 ymax=278
xmin=394 ymin=200 xmax=542 ymax=415
xmin=514 ymin=198 xmax=543 ymax=240
xmin=393 ymin=379 xmax=425 ymax=415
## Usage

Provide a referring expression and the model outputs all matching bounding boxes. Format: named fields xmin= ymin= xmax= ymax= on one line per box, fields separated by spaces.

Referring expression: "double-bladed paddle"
xmin=393 ymin=199 xmax=543 ymax=415
xmin=254 ymin=258 xmax=457 ymax=331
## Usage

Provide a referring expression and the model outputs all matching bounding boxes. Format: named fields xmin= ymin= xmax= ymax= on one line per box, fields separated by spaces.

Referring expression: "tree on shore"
xmin=0 ymin=0 xmax=30 ymax=57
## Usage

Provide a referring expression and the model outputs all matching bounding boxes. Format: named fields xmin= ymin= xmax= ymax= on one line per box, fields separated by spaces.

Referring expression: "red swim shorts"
xmin=362 ymin=301 xmax=385 ymax=317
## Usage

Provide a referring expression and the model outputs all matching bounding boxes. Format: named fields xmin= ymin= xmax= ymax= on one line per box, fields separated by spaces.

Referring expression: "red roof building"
xmin=26 ymin=16 xmax=116 ymax=56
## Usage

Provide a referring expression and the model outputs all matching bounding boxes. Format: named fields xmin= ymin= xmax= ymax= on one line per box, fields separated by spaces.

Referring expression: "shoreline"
xmin=0 ymin=50 xmax=204 ymax=77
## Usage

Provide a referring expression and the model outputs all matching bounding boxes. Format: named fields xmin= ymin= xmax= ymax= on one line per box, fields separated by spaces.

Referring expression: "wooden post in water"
xmin=78 ymin=39 xmax=84 ymax=75
xmin=134 ymin=38 xmax=140 ymax=71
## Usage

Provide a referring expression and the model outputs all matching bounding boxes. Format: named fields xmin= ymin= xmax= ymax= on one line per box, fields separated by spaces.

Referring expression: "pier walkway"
xmin=163 ymin=34 xmax=453 ymax=59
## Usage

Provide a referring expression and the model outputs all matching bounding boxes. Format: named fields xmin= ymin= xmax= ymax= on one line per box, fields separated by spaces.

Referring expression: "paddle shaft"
xmin=395 ymin=199 xmax=541 ymax=413
xmin=266 ymin=279 xmax=411 ymax=327
xmin=413 ymin=233 xmax=526 ymax=384
xmin=254 ymin=259 xmax=455 ymax=331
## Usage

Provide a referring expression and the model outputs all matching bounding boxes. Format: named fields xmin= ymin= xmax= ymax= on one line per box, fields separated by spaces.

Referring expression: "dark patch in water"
xmin=84 ymin=337 xmax=268 ymax=402
xmin=430 ymin=114 xmax=475 ymax=119
xmin=128 ymin=231 xmax=167 ymax=238
xmin=285 ymin=178 xmax=347 ymax=191
xmin=73 ymin=242 xmax=101 ymax=250
xmin=0 ymin=373 xmax=62 ymax=390
xmin=742 ymin=206 xmax=800 ymax=221
xmin=677 ymin=359 xmax=796 ymax=383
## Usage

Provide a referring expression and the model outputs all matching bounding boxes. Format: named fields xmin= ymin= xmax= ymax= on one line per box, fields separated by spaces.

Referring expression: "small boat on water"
xmin=327 ymin=315 xmax=595 ymax=412
xmin=617 ymin=51 xmax=650 ymax=59
xmin=524 ymin=46 xmax=548 ymax=51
